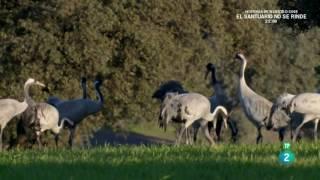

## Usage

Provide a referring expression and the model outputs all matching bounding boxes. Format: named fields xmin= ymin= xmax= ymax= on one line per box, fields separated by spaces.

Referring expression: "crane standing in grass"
xmin=161 ymin=92 xmax=228 ymax=145
xmin=17 ymin=81 xmax=75 ymax=147
xmin=0 ymin=78 xmax=45 ymax=150
xmin=235 ymin=53 xmax=289 ymax=143
xmin=152 ymin=81 xmax=195 ymax=144
xmin=205 ymin=63 xmax=238 ymax=142
xmin=52 ymin=79 xmax=104 ymax=147
xmin=153 ymin=81 xmax=215 ymax=144
xmin=17 ymin=78 xmax=87 ymax=147
xmin=152 ymin=80 xmax=187 ymax=128
xmin=268 ymin=93 xmax=320 ymax=142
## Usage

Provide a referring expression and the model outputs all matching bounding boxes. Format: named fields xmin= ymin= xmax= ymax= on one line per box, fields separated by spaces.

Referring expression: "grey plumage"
xmin=159 ymin=92 xmax=179 ymax=131
xmin=0 ymin=78 xmax=44 ymax=150
xmin=205 ymin=63 xmax=238 ymax=142
xmin=153 ymin=81 xmax=195 ymax=144
xmin=267 ymin=93 xmax=296 ymax=130
xmin=35 ymin=103 xmax=74 ymax=146
xmin=161 ymin=92 xmax=228 ymax=146
xmin=159 ymin=92 xmax=195 ymax=144
xmin=152 ymin=80 xmax=188 ymax=128
xmin=48 ymin=77 xmax=88 ymax=106
xmin=271 ymin=93 xmax=320 ymax=142
xmin=235 ymin=53 xmax=289 ymax=143
xmin=52 ymin=79 xmax=104 ymax=147
xmin=17 ymin=79 xmax=72 ymax=147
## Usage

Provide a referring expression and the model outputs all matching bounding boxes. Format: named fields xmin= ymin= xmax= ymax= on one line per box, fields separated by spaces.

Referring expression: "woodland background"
xmin=0 ymin=0 xmax=319 ymax=145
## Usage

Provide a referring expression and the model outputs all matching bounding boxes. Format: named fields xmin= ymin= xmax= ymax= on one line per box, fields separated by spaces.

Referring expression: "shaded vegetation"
xmin=0 ymin=0 xmax=319 ymax=145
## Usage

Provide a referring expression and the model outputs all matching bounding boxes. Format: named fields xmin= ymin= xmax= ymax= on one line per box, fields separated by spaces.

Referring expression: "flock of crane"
xmin=0 ymin=77 xmax=103 ymax=150
xmin=153 ymin=53 xmax=320 ymax=145
xmin=0 ymin=52 xmax=319 ymax=150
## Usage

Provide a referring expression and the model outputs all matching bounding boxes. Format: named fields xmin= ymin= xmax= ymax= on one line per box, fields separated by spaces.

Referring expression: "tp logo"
xmin=279 ymin=142 xmax=295 ymax=165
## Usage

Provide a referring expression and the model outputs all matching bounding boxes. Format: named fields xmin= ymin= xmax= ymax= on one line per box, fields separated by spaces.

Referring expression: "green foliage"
xmin=278 ymin=0 xmax=320 ymax=30
xmin=0 ymin=0 xmax=320 ymax=145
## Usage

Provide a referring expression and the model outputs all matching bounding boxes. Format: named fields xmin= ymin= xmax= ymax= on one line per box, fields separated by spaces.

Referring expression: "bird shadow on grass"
xmin=90 ymin=128 xmax=173 ymax=146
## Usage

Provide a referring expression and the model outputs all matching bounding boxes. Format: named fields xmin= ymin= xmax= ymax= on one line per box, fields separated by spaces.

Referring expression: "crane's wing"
xmin=292 ymin=93 xmax=320 ymax=114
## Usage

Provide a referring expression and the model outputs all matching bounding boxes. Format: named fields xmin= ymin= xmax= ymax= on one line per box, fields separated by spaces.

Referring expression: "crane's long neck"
xmin=210 ymin=69 xmax=217 ymax=85
xmin=210 ymin=106 xmax=228 ymax=128
xmin=24 ymin=83 xmax=35 ymax=105
xmin=284 ymin=94 xmax=296 ymax=113
xmin=95 ymin=83 xmax=104 ymax=104
xmin=209 ymin=106 xmax=227 ymax=121
xmin=58 ymin=119 xmax=64 ymax=130
xmin=239 ymin=58 xmax=250 ymax=91
xmin=210 ymin=68 xmax=225 ymax=96
xmin=285 ymin=94 xmax=295 ymax=107
xmin=81 ymin=81 xmax=87 ymax=99
xmin=240 ymin=58 xmax=247 ymax=82
xmin=58 ymin=118 xmax=74 ymax=131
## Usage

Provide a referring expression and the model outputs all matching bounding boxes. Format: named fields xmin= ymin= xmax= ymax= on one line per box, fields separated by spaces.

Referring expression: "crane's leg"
xmin=290 ymin=118 xmax=293 ymax=140
xmin=189 ymin=127 xmax=194 ymax=145
xmin=176 ymin=120 xmax=194 ymax=146
xmin=193 ymin=125 xmax=199 ymax=143
xmin=278 ymin=128 xmax=285 ymax=142
xmin=175 ymin=125 xmax=179 ymax=140
xmin=174 ymin=124 xmax=181 ymax=144
xmin=185 ymin=127 xmax=189 ymax=145
xmin=36 ymin=131 xmax=42 ymax=148
xmin=0 ymin=126 xmax=3 ymax=151
xmin=175 ymin=126 xmax=185 ymax=146
xmin=228 ymin=118 xmax=238 ymax=143
xmin=293 ymin=123 xmax=305 ymax=142
xmin=202 ymin=122 xmax=215 ymax=146
xmin=68 ymin=127 xmax=76 ymax=148
xmin=188 ymin=127 xmax=192 ymax=145
xmin=190 ymin=121 xmax=200 ymax=144
xmin=186 ymin=127 xmax=194 ymax=145
xmin=158 ymin=108 xmax=162 ymax=128
xmin=256 ymin=127 xmax=263 ymax=144
xmin=54 ymin=134 xmax=59 ymax=147
xmin=215 ymin=115 xmax=223 ymax=142
xmin=293 ymin=115 xmax=314 ymax=142
xmin=33 ymin=106 xmax=43 ymax=148
xmin=208 ymin=121 xmax=213 ymax=131
xmin=193 ymin=121 xmax=208 ymax=144
xmin=314 ymin=119 xmax=319 ymax=141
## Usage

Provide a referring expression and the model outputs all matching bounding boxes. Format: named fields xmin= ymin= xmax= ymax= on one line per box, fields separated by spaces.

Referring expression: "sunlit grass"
xmin=1 ymin=143 xmax=320 ymax=179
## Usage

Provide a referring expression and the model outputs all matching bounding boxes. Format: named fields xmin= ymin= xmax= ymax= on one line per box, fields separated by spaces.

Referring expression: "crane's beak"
xmin=35 ymin=81 xmax=46 ymax=87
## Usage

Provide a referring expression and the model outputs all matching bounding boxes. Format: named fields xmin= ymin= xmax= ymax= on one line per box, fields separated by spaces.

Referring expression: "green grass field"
xmin=1 ymin=143 xmax=320 ymax=180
